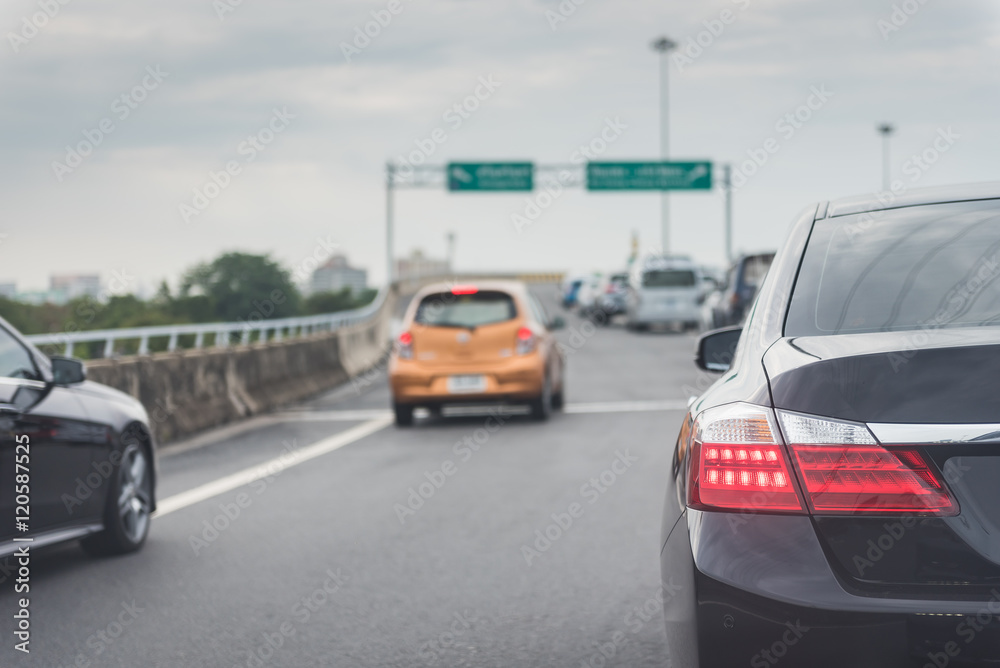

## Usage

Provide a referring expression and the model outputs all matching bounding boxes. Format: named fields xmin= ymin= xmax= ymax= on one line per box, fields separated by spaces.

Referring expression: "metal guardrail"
xmin=25 ymin=286 xmax=390 ymax=358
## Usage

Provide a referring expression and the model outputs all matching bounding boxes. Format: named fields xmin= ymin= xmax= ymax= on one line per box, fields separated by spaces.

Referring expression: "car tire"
xmin=529 ymin=375 xmax=552 ymax=421
xmin=551 ymin=381 xmax=564 ymax=410
xmin=394 ymin=402 xmax=414 ymax=427
xmin=81 ymin=442 xmax=153 ymax=557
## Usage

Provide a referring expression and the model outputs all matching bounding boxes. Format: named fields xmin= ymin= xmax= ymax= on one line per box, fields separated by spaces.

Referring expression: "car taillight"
xmin=397 ymin=331 xmax=413 ymax=359
xmin=516 ymin=326 xmax=536 ymax=355
xmin=688 ymin=403 xmax=806 ymax=513
xmin=778 ymin=411 xmax=958 ymax=516
xmin=687 ymin=405 xmax=958 ymax=517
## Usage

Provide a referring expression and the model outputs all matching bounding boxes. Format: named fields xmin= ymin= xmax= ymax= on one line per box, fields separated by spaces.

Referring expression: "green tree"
xmin=179 ymin=252 xmax=301 ymax=321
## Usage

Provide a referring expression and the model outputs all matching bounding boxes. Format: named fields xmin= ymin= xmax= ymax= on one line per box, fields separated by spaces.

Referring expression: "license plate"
xmin=447 ymin=375 xmax=487 ymax=394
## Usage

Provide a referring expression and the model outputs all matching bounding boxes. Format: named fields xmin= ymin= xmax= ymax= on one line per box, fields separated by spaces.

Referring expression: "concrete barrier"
xmin=86 ymin=291 xmax=397 ymax=444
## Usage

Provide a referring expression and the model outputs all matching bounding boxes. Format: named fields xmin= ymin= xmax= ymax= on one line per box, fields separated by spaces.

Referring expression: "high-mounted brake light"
xmin=688 ymin=403 xmax=806 ymax=513
xmin=778 ymin=411 xmax=958 ymax=516
xmin=397 ymin=331 xmax=414 ymax=359
xmin=451 ymin=285 xmax=479 ymax=295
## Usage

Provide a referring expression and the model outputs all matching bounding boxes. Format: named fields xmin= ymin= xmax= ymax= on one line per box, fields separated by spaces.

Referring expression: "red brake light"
xmin=778 ymin=410 xmax=958 ymax=517
xmin=790 ymin=445 xmax=957 ymax=515
xmin=451 ymin=285 xmax=478 ymax=295
xmin=517 ymin=327 xmax=533 ymax=340
xmin=688 ymin=404 xmax=806 ymax=514
xmin=515 ymin=326 xmax=536 ymax=355
xmin=397 ymin=331 xmax=413 ymax=359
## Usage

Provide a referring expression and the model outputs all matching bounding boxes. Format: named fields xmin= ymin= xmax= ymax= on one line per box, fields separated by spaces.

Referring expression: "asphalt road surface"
xmin=1 ymin=288 xmax=707 ymax=667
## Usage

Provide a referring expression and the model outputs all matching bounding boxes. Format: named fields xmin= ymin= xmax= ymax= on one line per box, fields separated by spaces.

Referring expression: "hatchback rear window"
xmin=643 ymin=270 xmax=696 ymax=288
xmin=415 ymin=291 xmax=517 ymax=328
xmin=785 ymin=200 xmax=1000 ymax=336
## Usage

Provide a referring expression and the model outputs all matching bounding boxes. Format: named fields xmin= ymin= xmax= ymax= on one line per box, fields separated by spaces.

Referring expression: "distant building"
xmin=0 ymin=282 xmax=15 ymax=299
xmin=395 ymin=249 xmax=450 ymax=282
xmin=309 ymin=255 xmax=368 ymax=295
xmin=50 ymin=274 xmax=101 ymax=303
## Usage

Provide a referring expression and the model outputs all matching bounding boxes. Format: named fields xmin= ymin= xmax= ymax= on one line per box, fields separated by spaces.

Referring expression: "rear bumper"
xmin=662 ymin=511 xmax=1000 ymax=667
xmin=389 ymin=355 xmax=545 ymax=405
xmin=629 ymin=302 xmax=700 ymax=325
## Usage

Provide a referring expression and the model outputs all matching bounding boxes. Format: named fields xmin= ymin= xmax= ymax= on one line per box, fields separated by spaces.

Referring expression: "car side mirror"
xmin=695 ymin=326 xmax=742 ymax=372
xmin=51 ymin=356 xmax=87 ymax=385
xmin=548 ymin=316 xmax=566 ymax=331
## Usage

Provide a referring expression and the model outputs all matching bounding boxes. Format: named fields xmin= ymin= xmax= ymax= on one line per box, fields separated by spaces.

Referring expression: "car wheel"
xmin=551 ymin=380 xmax=565 ymax=410
xmin=81 ymin=442 xmax=153 ymax=556
xmin=530 ymin=375 xmax=553 ymax=421
xmin=394 ymin=402 xmax=414 ymax=427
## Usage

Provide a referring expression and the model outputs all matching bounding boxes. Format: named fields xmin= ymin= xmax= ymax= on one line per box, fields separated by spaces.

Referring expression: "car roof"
xmin=824 ymin=180 xmax=1000 ymax=218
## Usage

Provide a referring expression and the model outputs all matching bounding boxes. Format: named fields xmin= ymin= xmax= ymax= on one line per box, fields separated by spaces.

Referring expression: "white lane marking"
xmin=152 ymin=416 xmax=392 ymax=519
xmin=563 ymin=400 xmax=689 ymax=414
xmin=275 ymin=400 xmax=688 ymax=423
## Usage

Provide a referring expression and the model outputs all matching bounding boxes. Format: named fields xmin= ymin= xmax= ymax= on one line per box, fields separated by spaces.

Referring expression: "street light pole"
xmin=652 ymin=36 xmax=676 ymax=256
xmin=878 ymin=123 xmax=895 ymax=192
xmin=386 ymin=162 xmax=395 ymax=285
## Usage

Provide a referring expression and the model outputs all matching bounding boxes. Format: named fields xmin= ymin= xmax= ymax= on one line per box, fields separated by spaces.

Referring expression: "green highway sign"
xmin=447 ymin=162 xmax=534 ymax=192
xmin=586 ymin=161 xmax=713 ymax=191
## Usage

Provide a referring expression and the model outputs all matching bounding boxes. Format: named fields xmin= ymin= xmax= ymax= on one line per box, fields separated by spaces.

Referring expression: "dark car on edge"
xmin=701 ymin=252 xmax=775 ymax=330
xmin=662 ymin=183 xmax=1000 ymax=667
xmin=0 ymin=316 xmax=156 ymax=559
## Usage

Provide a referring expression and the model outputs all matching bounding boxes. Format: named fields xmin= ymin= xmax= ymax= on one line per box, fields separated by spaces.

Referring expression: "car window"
xmin=0 ymin=327 xmax=38 ymax=380
xmin=415 ymin=291 xmax=517 ymax=328
xmin=785 ymin=200 xmax=1000 ymax=336
xmin=642 ymin=270 xmax=696 ymax=288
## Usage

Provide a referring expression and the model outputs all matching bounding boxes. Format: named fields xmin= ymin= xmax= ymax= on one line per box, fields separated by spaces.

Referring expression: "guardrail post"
xmin=103 ymin=338 xmax=114 ymax=358
xmin=65 ymin=341 xmax=74 ymax=357
xmin=194 ymin=332 xmax=204 ymax=349
xmin=168 ymin=331 xmax=178 ymax=352
xmin=139 ymin=335 xmax=149 ymax=356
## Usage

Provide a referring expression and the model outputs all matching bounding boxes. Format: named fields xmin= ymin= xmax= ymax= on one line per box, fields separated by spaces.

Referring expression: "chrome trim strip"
xmin=868 ymin=423 xmax=1000 ymax=445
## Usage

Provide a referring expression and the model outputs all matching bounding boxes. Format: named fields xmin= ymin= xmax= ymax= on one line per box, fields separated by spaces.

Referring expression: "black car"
xmin=662 ymin=183 xmax=1000 ymax=667
xmin=702 ymin=252 xmax=775 ymax=330
xmin=0 ymin=317 xmax=156 ymax=559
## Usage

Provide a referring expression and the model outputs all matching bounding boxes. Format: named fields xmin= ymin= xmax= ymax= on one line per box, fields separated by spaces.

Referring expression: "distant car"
xmin=389 ymin=282 xmax=566 ymax=426
xmin=583 ymin=272 xmax=630 ymax=324
xmin=625 ymin=256 xmax=705 ymax=331
xmin=663 ymin=184 xmax=1000 ymax=667
xmin=561 ymin=278 xmax=584 ymax=309
xmin=0 ymin=317 xmax=156 ymax=559
xmin=700 ymin=252 xmax=775 ymax=330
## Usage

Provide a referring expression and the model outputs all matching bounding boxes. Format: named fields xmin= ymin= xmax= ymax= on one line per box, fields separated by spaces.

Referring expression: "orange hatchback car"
xmin=389 ymin=281 xmax=566 ymax=426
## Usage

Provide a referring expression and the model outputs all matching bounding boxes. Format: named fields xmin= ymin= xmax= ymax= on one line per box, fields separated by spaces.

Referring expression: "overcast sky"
xmin=1 ymin=0 xmax=998 ymax=292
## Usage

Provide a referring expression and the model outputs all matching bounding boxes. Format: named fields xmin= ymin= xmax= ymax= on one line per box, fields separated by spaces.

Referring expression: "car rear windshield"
xmin=785 ymin=200 xmax=1000 ymax=336
xmin=414 ymin=291 xmax=517 ymax=328
xmin=643 ymin=270 xmax=696 ymax=288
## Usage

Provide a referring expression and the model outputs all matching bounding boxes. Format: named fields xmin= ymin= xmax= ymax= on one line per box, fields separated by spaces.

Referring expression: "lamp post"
xmin=652 ymin=36 xmax=677 ymax=255
xmin=878 ymin=123 xmax=895 ymax=192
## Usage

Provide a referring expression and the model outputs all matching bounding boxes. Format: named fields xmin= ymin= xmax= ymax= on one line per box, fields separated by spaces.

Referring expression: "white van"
xmin=625 ymin=256 xmax=704 ymax=331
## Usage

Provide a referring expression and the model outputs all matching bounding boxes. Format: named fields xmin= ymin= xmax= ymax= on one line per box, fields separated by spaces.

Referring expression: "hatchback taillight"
xmin=687 ymin=404 xmax=958 ymax=517
xmin=397 ymin=331 xmax=413 ymax=359
xmin=516 ymin=326 xmax=536 ymax=355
